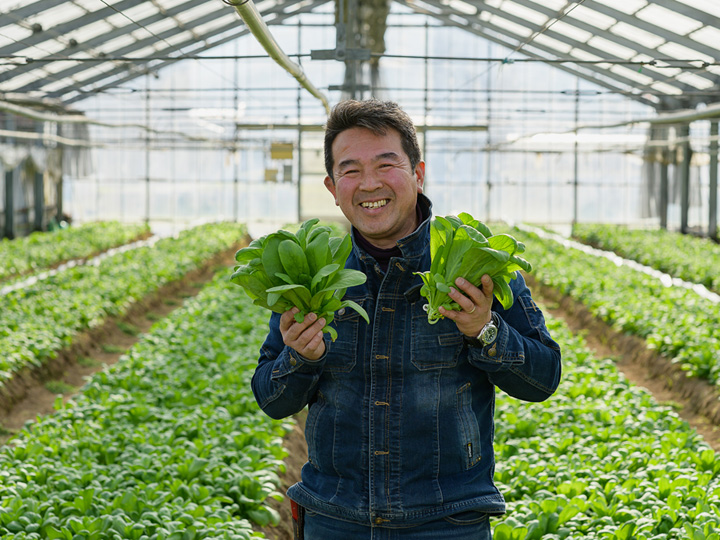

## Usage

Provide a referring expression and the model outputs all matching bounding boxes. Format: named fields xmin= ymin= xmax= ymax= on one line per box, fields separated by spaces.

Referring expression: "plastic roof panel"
xmin=0 ymin=0 xmax=718 ymax=110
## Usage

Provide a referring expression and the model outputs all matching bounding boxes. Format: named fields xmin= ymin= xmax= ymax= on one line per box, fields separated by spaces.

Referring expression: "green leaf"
xmin=278 ymin=239 xmax=310 ymax=283
xmin=339 ymin=299 xmax=370 ymax=324
xmin=317 ymin=269 xmax=367 ymax=293
xmin=310 ymin=263 xmax=341 ymax=293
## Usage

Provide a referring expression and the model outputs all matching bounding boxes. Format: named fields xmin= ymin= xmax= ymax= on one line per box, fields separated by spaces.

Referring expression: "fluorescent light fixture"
xmin=656 ymin=42 xmax=714 ymax=64
xmin=532 ymin=34 xmax=573 ymax=54
xmin=672 ymin=0 xmax=720 ymax=19
xmin=525 ymin=0 xmax=568 ymax=10
xmin=675 ymin=72 xmax=715 ymax=90
xmin=497 ymin=2 xmax=549 ymax=26
xmin=549 ymin=21 xmax=593 ymax=44
xmin=650 ymin=82 xmax=683 ymax=96
xmin=609 ymin=21 xmax=665 ymax=49
xmin=635 ymin=5 xmax=703 ymax=35
xmin=690 ymin=26 xmax=720 ymax=49
xmin=488 ymin=15 xmax=533 ymax=38
xmin=597 ymin=0 xmax=647 ymax=15
xmin=587 ymin=36 xmax=637 ymax=59
xmin=446 ymin=0 xmax=477 ymax=16
xmin=609 ymin=64 xmax=654 ymax=85
xmin=566 ymin=5 xmax=616 ymax=30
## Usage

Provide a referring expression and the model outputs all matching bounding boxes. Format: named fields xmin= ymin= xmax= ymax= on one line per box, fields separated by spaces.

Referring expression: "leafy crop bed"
xmin=0 ymin=222 xmax=246 ymax=389
xmin=0 ymin=270 xmax=288 ymax=540
xmin=572 ymin=224 xmax=720 ymax=293
xmin=494 ymin=315 xmax=720 ymax=540
xmin=510 ymin=228 xmax=720 ymax=386
xmin=0 ymin=222 xmax=150 ymax=284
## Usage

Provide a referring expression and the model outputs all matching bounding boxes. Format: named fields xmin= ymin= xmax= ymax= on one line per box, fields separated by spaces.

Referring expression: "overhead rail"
xmin=497 ymin=101 xmax=720 ymax=148
xmin=0 ymin=99 xmax=230 ymax=145
xmin=225 ymin=0 xmax=331 ymax=115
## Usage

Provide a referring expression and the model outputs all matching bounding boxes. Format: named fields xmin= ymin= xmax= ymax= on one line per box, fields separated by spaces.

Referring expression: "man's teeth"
xmin=361 ymin=200 xmax=389 ymax=209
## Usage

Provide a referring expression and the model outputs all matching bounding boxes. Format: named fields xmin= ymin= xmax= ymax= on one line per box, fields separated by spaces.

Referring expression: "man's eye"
xmin=379 ymin=163 xmax=392 ymax=169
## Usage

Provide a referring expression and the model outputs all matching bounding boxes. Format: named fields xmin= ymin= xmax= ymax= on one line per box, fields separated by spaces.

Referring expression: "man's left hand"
xmin=438 ymin=275 xmax=494 ymax=338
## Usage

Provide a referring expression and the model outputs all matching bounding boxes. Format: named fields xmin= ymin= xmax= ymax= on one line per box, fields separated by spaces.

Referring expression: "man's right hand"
xmin=280 ymin=307 xmax=326 ymax=361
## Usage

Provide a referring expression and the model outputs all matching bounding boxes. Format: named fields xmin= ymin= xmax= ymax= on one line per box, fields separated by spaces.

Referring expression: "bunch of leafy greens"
xmin=231 ymin=219 xmax=369 ymax=340
xmin=415 ymin=213 xmax=531 ymax=324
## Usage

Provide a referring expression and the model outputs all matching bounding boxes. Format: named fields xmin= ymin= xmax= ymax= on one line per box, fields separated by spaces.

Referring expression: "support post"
xmin=659 ymin=146 xmax=669 ymax=229
xmin=710 ymin=121 xmax=718 ymax=241
xmin=4 ymin=167 xmax=14 ymax=239
xmin=679 ymin=124 xmax=691 ymax=234
xmin=56 ymin=175 xmax=64 ymax=222
xmin=33 ymin=170 xmax=44 ymax=231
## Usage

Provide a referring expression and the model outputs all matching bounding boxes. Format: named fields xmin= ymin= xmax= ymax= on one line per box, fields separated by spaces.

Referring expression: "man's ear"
xmin=415 ymin=161 xmax=426 ymax=193
xmin=324 ymin=175 xmax=339 ymax=205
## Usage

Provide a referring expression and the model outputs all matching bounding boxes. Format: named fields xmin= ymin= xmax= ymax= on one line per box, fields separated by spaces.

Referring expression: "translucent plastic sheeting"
xmin=517 ymin=223 xmax=720 ymax=304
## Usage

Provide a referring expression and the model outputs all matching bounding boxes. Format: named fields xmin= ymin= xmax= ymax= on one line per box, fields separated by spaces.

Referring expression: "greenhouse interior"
xmin=1 ymin=0 xmax=718 ymax=237
xmin=2 ymin=1 xmax=720 ymax=539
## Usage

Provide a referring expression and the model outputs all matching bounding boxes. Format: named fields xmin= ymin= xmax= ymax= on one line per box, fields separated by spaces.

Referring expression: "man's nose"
xmin=358 ymin=170 xmax=383 ymax=190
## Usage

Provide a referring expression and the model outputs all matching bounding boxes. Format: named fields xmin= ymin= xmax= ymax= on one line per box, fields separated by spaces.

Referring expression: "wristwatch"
xmin=477 ymin=313 xmax=499 ymax=345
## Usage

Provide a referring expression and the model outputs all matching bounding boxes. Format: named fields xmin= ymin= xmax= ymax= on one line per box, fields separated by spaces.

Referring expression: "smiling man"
xmin=251 ymin=99 xmax=562 ymax=540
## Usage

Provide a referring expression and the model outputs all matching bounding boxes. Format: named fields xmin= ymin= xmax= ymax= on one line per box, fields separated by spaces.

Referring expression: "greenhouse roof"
xmin=0 ymin=0 xmax=719 ymax=110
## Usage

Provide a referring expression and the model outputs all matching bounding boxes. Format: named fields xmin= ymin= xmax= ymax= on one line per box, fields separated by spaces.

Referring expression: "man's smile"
xmin=360 ymin=199 xmax=390 ymax=209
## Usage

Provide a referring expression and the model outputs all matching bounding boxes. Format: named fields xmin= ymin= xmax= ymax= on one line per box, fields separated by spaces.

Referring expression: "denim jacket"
xmin=251 ymin=197 xmax=562 ymax=527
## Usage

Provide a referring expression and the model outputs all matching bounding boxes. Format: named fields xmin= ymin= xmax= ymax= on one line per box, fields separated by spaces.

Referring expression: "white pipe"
xmin=498 ymin=101 xmax=720 ymax=148
xmin=229 ymin=0 xmax=331 ymax=115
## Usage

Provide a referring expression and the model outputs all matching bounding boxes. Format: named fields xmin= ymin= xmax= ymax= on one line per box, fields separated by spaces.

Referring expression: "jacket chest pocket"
xmin=411 ymin=303 xmax=464 ymax=370
xmin=325 ymin=298 xmax=367 ymax=373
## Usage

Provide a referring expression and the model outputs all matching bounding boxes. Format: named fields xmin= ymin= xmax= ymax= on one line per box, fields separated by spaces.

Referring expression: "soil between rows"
xmin=2 ymin=260 xmax=719 ymax=538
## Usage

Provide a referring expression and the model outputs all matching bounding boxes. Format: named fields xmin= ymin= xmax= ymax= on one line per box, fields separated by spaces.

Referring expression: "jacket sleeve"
xmin=466 ymin=273 xmax=562 ymax=402
xmin=251 ymin=312 xmax=329 ymax=419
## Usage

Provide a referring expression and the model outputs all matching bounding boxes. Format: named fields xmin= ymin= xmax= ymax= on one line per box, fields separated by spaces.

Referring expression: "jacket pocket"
xmin=456 ymin=382 xmax=482 ymax=469
xmin=305 ymin=391 xmax=327 ymax=469
xmin=325 ymin=299 xmax=365 ymax=372
xmin=411 ymin=306 xmax=464 ymax=369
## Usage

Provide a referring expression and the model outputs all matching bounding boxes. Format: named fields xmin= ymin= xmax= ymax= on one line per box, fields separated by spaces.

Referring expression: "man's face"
xmin=324 ymin=127 xmax=425 ymax=249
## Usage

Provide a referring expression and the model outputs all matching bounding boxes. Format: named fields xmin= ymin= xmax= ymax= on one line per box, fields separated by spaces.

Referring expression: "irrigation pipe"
xmin=227 ymin=0 xmax=331 ymax=115
xmin=497 ymin=101 xmax=720 ymax=149
xmin=517 ymin=223 xmax=720 ymax=304
xmin=0 ymin=100 xmax=228 ymax=144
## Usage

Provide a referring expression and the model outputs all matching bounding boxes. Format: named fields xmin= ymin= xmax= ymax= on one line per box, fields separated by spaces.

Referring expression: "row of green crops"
xmin=493 ymin=314 xmax=720 ymax=540
xmin=0 ymin=269 xmax=288 ymax=540
xmin=509 ymin=227 xmax=720 ymax=386
xmin=2 ymin=266 xmax=719 ymax=539
xmin=0 ymin=222 xmax=246 ymax=389
xmin=0 ymin=222 xmax=150 ymax=283
xmin=572 ymin=224 xmax=720 ymax=293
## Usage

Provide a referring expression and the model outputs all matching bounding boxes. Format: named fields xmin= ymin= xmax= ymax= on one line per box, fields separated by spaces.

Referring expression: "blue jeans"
xmin=304 ymin=510 xmax=492 ymax=540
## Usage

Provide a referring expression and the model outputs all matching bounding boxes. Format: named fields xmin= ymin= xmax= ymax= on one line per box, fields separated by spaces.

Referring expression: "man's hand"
xmin=280 ymin=307 xmax=326 ymax=361
xmin=438 ymin=275 xmax=494 ymax=338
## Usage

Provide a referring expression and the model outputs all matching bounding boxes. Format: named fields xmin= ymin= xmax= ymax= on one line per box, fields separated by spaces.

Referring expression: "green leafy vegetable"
xmin=415 ymin=212 xmax=531 ymax=324
xmin=231 ymin=219 xmax=369 ymax=340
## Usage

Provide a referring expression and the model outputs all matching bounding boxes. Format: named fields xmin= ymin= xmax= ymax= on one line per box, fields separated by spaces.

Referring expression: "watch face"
xmin=482 ymin=325 xmax=498 ymax=344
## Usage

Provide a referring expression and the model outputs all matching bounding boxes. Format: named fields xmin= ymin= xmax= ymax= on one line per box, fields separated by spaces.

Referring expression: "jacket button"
xmin=290 ymin=358 xmax=297 ymax=366
xmin=337 ymin=308 xmax=346 ymax=316
xmin=375 ymin=517 xmax=385 ymax=525
xmin=488 ymin=346 xmax=497 ymax=357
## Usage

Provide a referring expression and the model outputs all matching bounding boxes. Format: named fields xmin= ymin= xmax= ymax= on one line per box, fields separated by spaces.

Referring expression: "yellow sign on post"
xmin=264 ymin=168 xmax=278 ymax=182
xmin=271 ymin=142 xmax=293 ymax=160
